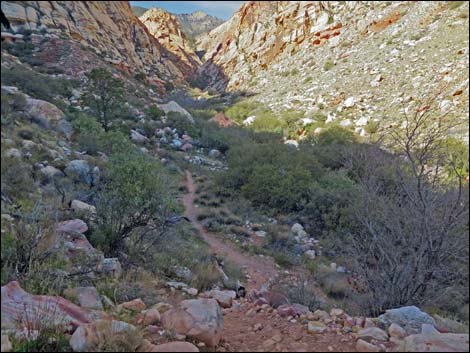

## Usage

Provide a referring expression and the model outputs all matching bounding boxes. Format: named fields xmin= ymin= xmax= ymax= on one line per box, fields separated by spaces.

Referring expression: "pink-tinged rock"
xmin=403 ymin=333 xmax=469 ymax=352
xmin=292 ymin=303 xmax=309 ymax=316
xmin=150 ymin=342 xmax=199 ymax=352
xmin=117 ymin=298 xmax=146 ymax=312
xmin=277 ymin=304 xmax=308 ymax=318
xmin=70 ymin=319 xmax=139 ymax=352
xmin=1 ymin=281 xmax=106 ymax=332
xmin=180 ymin=143 xmax=193 ymax=152
xmin=56 ymin=219 xmax=88 ymax=234
xmin=136 ymin=308 xmax=161 ymax=326
xmin=356 ymin=339 xmax=381 ymax=352
xmin=201 ymin=290 xmax=236 ymax=309
xmin=357 ymin=327 xmax=389 ymax=342
xmin=254 ymin=297 xmax=269 ymax=307
xmin=247 ymin=289 xmax=263 ymax=303
xmin=161 ymin=299 xmax=223 ymax=347
xmin=76 ymin=286 xmax=103 ymax=310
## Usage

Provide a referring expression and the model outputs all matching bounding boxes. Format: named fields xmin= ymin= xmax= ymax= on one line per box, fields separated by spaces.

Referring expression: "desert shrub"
xmin=343 ymin=98 xmax=469 ymax=316
xmin=323 ymin=60 xmax=335 ymax=71
xmin=273 ymin=252 xmax=295 ymax=268
xmin=166 ymin=111 xmax=198 ymax=136
xmin=224 ymin=100 xmax=259 ymax=123
xmin=191 ymin=263 xmax=223 ymax=292
xmin=145 ymin=105 xmax=165 ymax=120
xmin=249 ymin=114 xmax=284 ymax=133
xmin=1 ymin=65 xmax=76 ymax=101
xmin=92 ymin=152 xmax=177 ymax=255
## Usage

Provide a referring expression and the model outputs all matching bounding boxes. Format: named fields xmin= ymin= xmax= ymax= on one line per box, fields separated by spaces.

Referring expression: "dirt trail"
xmin=183 ymin=170 xmax=278 ymax=290
xmin=183 ymin=171 xmax=357 ymax=352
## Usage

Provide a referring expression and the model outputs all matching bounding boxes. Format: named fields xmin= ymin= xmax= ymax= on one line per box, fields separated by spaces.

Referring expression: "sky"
xmin=130 ymin=1 xmax=246 ymax=20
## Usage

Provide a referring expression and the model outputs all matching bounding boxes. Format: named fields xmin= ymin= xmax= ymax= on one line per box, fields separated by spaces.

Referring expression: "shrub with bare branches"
xmin=345 ymin=89 xmax=469 ymax=316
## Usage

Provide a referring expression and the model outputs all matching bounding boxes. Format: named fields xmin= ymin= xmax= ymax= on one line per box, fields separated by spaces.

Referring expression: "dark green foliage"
xmin=81 ymin=68 xmax=124 ymax=131
xmin=1 ymin=65 xmax=77 ymax=102
xmin=92 ymin=152 xmax=177 ymax=255
xmin=145 ymin=104 xmax=165 ymax=120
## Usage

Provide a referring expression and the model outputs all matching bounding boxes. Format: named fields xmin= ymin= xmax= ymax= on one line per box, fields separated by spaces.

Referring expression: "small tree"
xmin=81 ymin=68 xmax=124 ymax=131
xmin=93 ymin=152 xmax=178 ymax=255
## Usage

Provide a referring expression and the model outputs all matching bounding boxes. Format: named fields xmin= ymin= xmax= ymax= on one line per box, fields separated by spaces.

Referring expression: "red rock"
xmin=117 ymin=298 xmax=146 ymax=312
xmin=209 ymin=113 xmax=235 ymax=127
xmin=56 ymin=219 xmax=88 ymax=234
xmin=161 ymin=299 xmax=223 ymax=347
xmin=1 ymin=281 xmax=107 ymax=332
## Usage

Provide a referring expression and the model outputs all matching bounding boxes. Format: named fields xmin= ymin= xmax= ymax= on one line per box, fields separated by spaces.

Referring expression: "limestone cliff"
xmin=139 ymin=7 xmax=201 ymax=77
xmin=1 ymin=1 xmax=188 ymax=84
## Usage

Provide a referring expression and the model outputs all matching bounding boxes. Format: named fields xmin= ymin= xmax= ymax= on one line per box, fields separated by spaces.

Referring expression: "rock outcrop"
xmin=139 ymin=7 xmax=201 ymax=77
xmin=161 ymin=298 xmax=223 ymax=347
xmin=196 ymin=1 xmax=469 ymax=139
xmin=1 ymin=281 xmax=106 ymax=332
xmin=176 ymin=11 xmax=224 ymax=41
xmin=1 ymin=1 xmax=188 ymax=84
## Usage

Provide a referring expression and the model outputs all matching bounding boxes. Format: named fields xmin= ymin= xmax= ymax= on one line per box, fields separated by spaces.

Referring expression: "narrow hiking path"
xmin=183 ymin=170 xmax=357 ymax=352
xmin=183 ymin=170 xmax=278 ymax=291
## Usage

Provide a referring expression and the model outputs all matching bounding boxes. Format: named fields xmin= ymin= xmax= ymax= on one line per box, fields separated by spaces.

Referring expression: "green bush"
xmin=145 ymin=105 xmax=165 ymax=120
xmin=92 ymin=152 xmax=177 ymax=255
xmin=1 ymin=65 xmax=77 ymax=102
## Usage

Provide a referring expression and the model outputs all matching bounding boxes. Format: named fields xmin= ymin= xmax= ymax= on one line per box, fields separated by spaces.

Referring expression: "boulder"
xmin=308 ymin=321 xmax=327 ymax=334
xmin=209 ymin=112 xmax=233 ymax=127
xmin=180 ymin=143 xmax=193 ymax=152
xmin=25 ymin=97 xmax=65 ymax=124
xmin=56 ymin=219 xmax=88 ymax=234
xmin=161 ymin=298 xmax=223 ymax=347
xmin=357 ymin=327 xmax=389 ymax=342
xmin=38 ymin=165 xmax=64 ymax=183
xmin=64 ymin=160 xmax=93 ymax=185
xmin=201 ymin=290 xmax=236 ymax=309
xmin=71 ymin=200 xmax=96 ymax=216
xmin=76 ymin=286 xmax=103 ymax=310
xmin=312 ymin=309 xmax=330 ymax=321
xmin=117 ymin=298 xmax=146 ymax=312
xmin=277 ymin=303 xmax=309 ymax=318
xmin=304 ymin=250 xmax=316 ymax=259
xmin=356 ymin=339 xmax=381 ymax=352
xmin=4 ymin=148 xmax=21 ymax=159
xmin=330 ymin=308 xmax=345 ymax=317
xmin=403 ymin=333 xmax=469 ymax=352
xmin=136 ymin=308 xmax=161 ymax=326
xmin=37 ymin=219 xmax=103 ymax=273
xmin=70 ymin=320 xmax=140 ymax=352
xmin=388 ymin=323 xmax=406 ymax=338
xmin=208 ymin=149 xmax=221 ymax=158
xmin=131 ymin=130 xmax=149 ymax=143
xmin=101 ymin=258 xmax=122 ymax=279
xmin=143 ymin=341 xmax=200 ymax=352
xmin=159 ymin=101 xmax=194 ymax=122
xmin=378 ymin=306 xmax=436 ymax=335
xmin=1 ymin=281 xmax=105 ymax=332
xmin=291 ymin=223 xmax=304 ymax=235
xmin=421 ymin=324 xmax=440 ymax=335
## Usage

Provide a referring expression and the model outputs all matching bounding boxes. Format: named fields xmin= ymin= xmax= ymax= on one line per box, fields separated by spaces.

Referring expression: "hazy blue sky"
xmin=130 ymin=1 xmax=246 ymax=19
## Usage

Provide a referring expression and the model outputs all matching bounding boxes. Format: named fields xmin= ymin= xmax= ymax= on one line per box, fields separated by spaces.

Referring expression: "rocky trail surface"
xmin=183 ymin=170 xmax=357 ymax=352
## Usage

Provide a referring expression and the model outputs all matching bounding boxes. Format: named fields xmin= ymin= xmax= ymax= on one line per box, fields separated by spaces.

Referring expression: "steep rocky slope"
xmin=176 ymin=11 xmax=225 ymax=41
xmin=131 ymin=5 xmax=147 ymax=18
xmin=139 ymin=7 xmax=201 ymax=77
xmin=1 ymin=1 xmax=190 ymax=85
xmin=197 ymin=1 xmax=469 ymax=138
